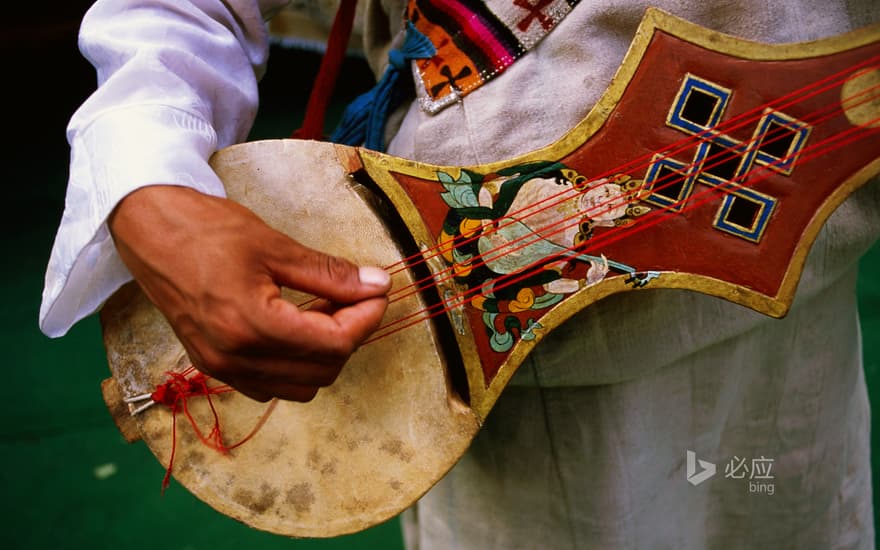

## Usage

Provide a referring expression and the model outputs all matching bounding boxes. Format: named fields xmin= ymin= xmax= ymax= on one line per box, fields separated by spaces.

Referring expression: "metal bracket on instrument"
xmin=100 ymin=378 xmax=144 ymax=443
xmin=123 ymin=393 xmax=157 ymax=416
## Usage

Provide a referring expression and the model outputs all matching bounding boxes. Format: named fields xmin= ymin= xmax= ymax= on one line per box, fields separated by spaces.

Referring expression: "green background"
xmin=3 ymin=7 xmax=878 ymax=549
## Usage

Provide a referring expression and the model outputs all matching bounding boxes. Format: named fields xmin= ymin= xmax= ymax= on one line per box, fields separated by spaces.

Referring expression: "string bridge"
xmin=422 ymin=242 xmax=468 ymax=335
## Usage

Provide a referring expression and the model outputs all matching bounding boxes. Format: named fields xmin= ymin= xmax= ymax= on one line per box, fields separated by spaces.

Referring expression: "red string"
xmin=291 ymin=0 xmax=359 ymax=140
xmin=362 ymin=79 xmax=880 ymax=342
xmin=379 ymin=70 xmax=880 ymax=313
xmin=370 ymin=57 xmax=880 ymax=281
xmin=365 ymin=122 xmax=880 ymax=343
xmin=294 ymin=57 xmax=880 ymax=313
xmin=379 ymin=58 xmax=880 ymax=290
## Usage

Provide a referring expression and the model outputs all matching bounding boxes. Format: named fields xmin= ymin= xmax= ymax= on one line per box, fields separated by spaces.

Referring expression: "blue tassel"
xmin=330 ymin=21 xmax=435 ymax=151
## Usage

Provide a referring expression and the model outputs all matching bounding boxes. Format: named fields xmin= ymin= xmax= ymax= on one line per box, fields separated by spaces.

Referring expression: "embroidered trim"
xmin=408 ymin=0 xmax=580 ymax=114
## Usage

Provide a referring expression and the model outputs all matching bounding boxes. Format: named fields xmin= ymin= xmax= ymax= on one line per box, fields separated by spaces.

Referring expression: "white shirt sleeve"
xmin=39 ymin=0 xmax=291 ymax=337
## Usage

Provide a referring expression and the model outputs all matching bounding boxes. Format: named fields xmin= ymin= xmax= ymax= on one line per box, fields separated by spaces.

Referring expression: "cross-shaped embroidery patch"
xmin=514 ymin=0 xmax=555 ymax=32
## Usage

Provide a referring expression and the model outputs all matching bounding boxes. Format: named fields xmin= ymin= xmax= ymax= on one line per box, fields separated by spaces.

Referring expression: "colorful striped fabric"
xmin=407 ymin=0 xmax=580 ymax=113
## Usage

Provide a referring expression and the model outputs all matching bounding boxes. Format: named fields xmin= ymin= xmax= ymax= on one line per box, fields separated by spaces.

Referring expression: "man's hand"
xmin=108 ymin=185 xmax=391 ymax=402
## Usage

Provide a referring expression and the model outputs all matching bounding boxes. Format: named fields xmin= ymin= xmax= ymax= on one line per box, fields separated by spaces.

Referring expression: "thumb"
xmin=268 ymin=236 xmax=391 ymax=303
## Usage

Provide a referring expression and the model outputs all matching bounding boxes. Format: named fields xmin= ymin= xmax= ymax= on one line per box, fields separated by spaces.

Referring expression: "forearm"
xmin=40 ymin=0 xmax=290 ymax=337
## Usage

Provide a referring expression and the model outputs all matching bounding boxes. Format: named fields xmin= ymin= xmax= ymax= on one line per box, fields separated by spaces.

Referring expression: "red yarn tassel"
xmin=146 ymin=366 xmax=279 ymax=493
xmin=150 ymin=367 xmax=235 ymax=492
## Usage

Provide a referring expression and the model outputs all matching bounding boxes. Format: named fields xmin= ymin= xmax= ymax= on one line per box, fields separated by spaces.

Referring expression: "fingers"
xmin=192 ymin=327 xmax=366 ymax=404
xmin=178 ymin=256 xmax=389 ymax=403
xmin=239 ymin=294 xmax=388 ymax=370
xmin=267 ymin=295 xmax=388 ymax=349
xmin=218 ymin=370 xmax=334 ymax=403
xmin=185 ymin=338 xmax=344 ymax=404
xmin=266 ymin=236 xmax=391 ymax=305
xmin=186 ymin=294 xmax=389 ymax=403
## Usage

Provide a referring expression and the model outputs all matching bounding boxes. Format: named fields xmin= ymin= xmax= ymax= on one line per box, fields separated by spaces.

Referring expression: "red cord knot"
xmin=150 ymin=370 xmax=213 ymax=408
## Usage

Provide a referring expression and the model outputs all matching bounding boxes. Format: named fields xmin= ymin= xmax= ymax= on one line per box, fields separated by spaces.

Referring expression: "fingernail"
xmin=358 ymin=266 xmax=390 ymax=287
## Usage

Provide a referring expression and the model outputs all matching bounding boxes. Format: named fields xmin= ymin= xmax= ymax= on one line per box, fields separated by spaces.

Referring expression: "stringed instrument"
xmin=99 ymin=8 xmax=880 ymax=538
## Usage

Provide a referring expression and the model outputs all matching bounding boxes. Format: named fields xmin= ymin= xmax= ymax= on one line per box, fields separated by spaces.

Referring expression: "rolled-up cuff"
xmin=39 ymin=104 xmax=225 ymax=337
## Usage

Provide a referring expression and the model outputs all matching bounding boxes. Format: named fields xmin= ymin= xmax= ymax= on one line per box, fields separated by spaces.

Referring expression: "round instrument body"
xmin=101 ymin=140 xmax=479 ymax=537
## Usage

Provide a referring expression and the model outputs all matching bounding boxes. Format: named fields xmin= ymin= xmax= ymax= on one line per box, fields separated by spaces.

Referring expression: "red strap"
xmin=291 ymin=0 xmax=360 ymax=140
